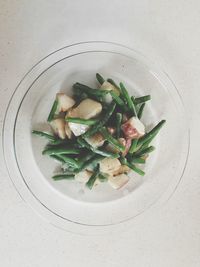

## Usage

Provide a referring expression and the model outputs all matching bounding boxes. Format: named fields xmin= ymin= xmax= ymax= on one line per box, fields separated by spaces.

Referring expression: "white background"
xmin=0 ymin=1 xmax=200 ymax=266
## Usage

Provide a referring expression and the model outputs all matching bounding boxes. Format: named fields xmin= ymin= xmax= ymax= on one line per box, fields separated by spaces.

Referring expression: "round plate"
xmin=3 ymin=41 xmax=189 ymax=234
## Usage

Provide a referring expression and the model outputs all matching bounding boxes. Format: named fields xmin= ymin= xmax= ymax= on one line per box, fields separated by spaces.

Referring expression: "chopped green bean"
xmin=42 ymin=147 xmax=80 ymax=156
xmin=130 ymin=157 xmax=146 ymax=164
xmin=120 ymin=82 xmax=137 ymax=116
xmin=32 ymin=130 xmax=56 ymax=142
xmin=52 ymin=174 xmax=75 ymax=180
xmin=86 ymin=164 xmax=100 ymax=189
xmin=137 ymin=103 xmax=145 ymax=119
xmin=134 ymin=95 xmax=151 ymax=105
xmin=79 ymin=154 xmax=104 ymax=172
xmin=137 ymin=120 xmax=166 ymax=146
xmin=110 ymin=91 xmax=126 ymax=108
xmin=116 ymin=113 xmax=122 ymax=138
xmin=66 ymin=117 xmax=98 ymax=125
xmin=54 ymin=154 xmax=80 ymax=168
xmin=47 ymin=99 xmax=58 ymax=122
xmin=50 ymin=154 xmax=66 ymax=163
xmin=120 ymin=157 xmax=145 ymax=176
xmin=100 ymin=127 xmax=125 ymax=152
xmin=107 ymin=78 xmax=121 ymax=92
xmin=96 ymin=73 xmax=105 ymax=85
xmin=73 ymin=83 xmax=108 ymax=97
xmin=134 ymin=146 xmax=155 ymax=158
xmin=83 ymin=102 xmax=116 ymax=138
xmin=98 ymin=173 xmax=108 ymax=182
xmin=129 ymin=139 xmax=138 ymax=153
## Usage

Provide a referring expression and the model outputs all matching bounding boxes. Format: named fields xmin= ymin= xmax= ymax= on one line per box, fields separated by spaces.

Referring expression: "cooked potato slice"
xmin=75 ymin=170 xmax=93 ymax=183
xmin=56 ymin=93 xmax=75 ymax=112
xmin=108 ymin=174 xmax=129 ymax=189
xmin=99 ymin=158 xmax=121 ymax=175
xmin=50 ymin=118 xmax=66 ymax=139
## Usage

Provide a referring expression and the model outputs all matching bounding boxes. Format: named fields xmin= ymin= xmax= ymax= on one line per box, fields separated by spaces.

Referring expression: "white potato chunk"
xmin=50 ymin=118 xmax=66 ymax=139
xmin=99 ymin=158 xmax=121 ymax=175
xmin=75 ymin=170 xmax=92 ymax=183
xmin=56 ymin=93 xmax=75 ymax=112
xmin=69 ymin=99 xmax=102 ymax=119
xmin=100 ymin=81 xmax=120 ymax=103
xmin=67 ymin=99 xmax=102 ymax=136
xmin=121 ymin=116 xmax=145 ymax=139
xmin=85 ymin=133 xmax=105 ymax=148
xmin=113 ymin=165 xmax=130 ymax=176
xmin=108 ymin=174 xmax=129 ymax=189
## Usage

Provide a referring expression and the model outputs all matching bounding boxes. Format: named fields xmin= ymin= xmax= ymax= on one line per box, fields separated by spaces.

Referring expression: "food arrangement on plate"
xmin=32 ymin=73 xmax=165 ymax=190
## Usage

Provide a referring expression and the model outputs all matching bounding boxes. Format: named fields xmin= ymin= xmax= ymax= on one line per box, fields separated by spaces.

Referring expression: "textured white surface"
xmin=0 ymin=1 xmax=200 ymax=266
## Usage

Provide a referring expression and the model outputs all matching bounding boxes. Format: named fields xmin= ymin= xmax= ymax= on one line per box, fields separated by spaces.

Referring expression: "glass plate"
xmin=3 ymin=41 xmax=189 ymax=234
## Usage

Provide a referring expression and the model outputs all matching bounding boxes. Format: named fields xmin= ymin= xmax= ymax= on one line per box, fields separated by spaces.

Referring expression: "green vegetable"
xmin=77 ymin=137 xmax=119 ymax=158
xmin=73 ymin=83 xmax=108 ymax=97
xmin=96 ymin=73 xmax=105 ymax=85
xmin=42 ymin=147 xmax=80 ymax=156
xmin=107 ymin=78 xmax=121 ymax=92
xmin=137 ymin=103 xmax=145 ymax=119
xmin=32 ymin=130 xmax=56 ymax=142
xmin=100 ymin=127 xmax=125 ymax=152
xmin=134 ymin=95 xmax=151 ymax=105
xmin=83 ymin=102 xmax=116 ymax=138
xmin=86 ymin=164 xmax=100 ymax=189
xmin=120 ymin=157 xmax=145 ymax=176
xmin=52 ymin=174 xmax=75 ymax=180
xmin=47 ymin=99 xmax=58 ymax=122
xmin=129 ymin=139 xmax=138 ymax=153
xmin=130 ymin=157 xmax=146 ymax=164
xmin=137 ymin=120 xmax=166 ymax=146
xmin=110 ymin=91 xmax=126 ymax=109
xmin=119 ymin=82 xmax=137 ymax=116
xmin=54 ymin=154 xmax=80 ymax=169
xmin=116 ymin=113 xmax=122 ymax=138
xmin=50 ymin=154 xmax=66 ymax=163
xmin=134 ymin=146 xmax=155 ymax=158
xmin=66 ymin=117 xmax=98 ymax=125
xmin=79 ymin=154 xmax=104 ymax=172
xmin=98 ymin=173 xmax=108 ymax=182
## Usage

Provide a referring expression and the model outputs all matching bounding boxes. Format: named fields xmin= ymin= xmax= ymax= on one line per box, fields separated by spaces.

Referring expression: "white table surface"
xmin=0 ymin=1 xmax=199 ymax=266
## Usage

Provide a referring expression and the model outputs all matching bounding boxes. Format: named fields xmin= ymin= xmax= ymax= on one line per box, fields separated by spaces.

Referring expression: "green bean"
xmin=134 ymin=146 xmax=155 ymax=158
xmin=79 ymin=154 xmax=104 ymax=172
xmin=73 ymin=83 xmax=108 ymax=97
xmin=86 ymin=164 xmax=100 ymax=189
xmin=120 ymin=82 xmax=137 ymax=116
xmin=47 ymin=99 xmax=58 ymax=122
xmin=116 ymin=113 xmax=122 ymax=138
xmin=100 ymin=127 xmax=125 ymax=152
xmin=98 ymin=173 xmax=108 ymax=182
xmin=96 ymin=73 xmax=105 ymax=85
xmin=32 ymin=130 xmax=56 ymax=142
xmin=129 ymin=139 xmax=138 ymax=153
xmin=130 ymin=158 xmax=146 ymax=164
xmin=42 ymin=147 xmax=80 ymax=156
xmin=137 ymin=103 xmax=145 ymax=119
xmin=52 ymin=174 xmax=75 ymax=180
xmin=50 ymin=154 xmax=66 ymax=163
xmin=110 ymin=91 xmax=126 ymax=109
xmin=83 ymin=102 xmax=116 ymax=138
xmin=77 ymin=138 xmax=119 ymax=158
xmin=107 ymin=78 xmax=121 ymax=92
xmin=137 ymin=120 xmax=166 ymax=146
xmin=55 ymin=154 xmax=80 ymax=169
xmin=120 ymin=157 xmax=145 ymax=176
xmin=65 ymin=117 xmax=98 ymax=125
xmin=134 ymin=95 xmax=151 ymax=105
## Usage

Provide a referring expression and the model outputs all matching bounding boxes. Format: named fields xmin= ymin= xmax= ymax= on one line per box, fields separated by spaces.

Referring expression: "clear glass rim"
xmin=2 ymin=41 xmax=190 ymax=231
